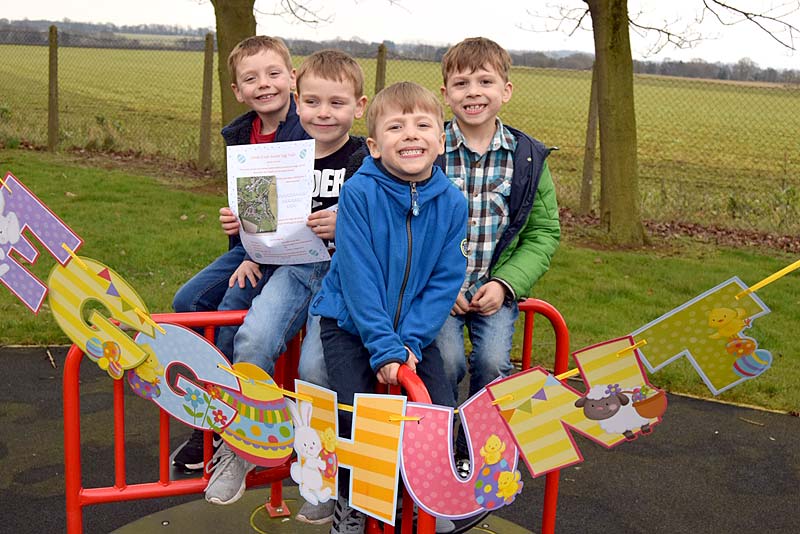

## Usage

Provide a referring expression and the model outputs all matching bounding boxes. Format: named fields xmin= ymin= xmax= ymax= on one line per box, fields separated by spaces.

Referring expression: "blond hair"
xmin=441 ymin=37 xmax=512 ymax=84
xmin=296 ymin=49 xmax=365 ymax=99
xmin=228 ymin=35 xmax=293 ymax=82
xmin=366 ymin=82 xmax=443 ymax=139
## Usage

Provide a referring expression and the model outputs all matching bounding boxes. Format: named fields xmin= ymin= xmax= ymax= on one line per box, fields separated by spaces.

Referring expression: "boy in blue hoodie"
xmin=310 ymin=82 xmax=467 ymax=534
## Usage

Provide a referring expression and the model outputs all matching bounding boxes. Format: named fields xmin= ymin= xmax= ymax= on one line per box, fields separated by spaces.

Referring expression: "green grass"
xmin=0 ymin=45 xmax=798 ymax=232
xmin=1 ymin=149 xmax=797 ymax=413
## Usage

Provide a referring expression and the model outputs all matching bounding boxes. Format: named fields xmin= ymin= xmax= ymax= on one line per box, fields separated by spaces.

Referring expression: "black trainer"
xmin=172 ymin=429 xmax=220 ymax=471
xmin=455 ymin=456 xmax=471 ymax=480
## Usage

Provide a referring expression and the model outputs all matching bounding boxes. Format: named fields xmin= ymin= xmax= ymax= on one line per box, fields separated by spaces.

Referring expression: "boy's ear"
xmin=354 ymin=96 xmax=368 ymax=119
xmin=437 ymin=131 xmax=446 ymax=155
xmin=289 ymin=68 xmax=297 ymax=92
xmin=293 ymin=92 xmax=300 ymax=113
xmin=231 ymin=82 xmax=244 ymax=104
xmin=366 ymin=137 xmax=381 ymax=159
xmin=502 ymin=81 xmax=513 ymax=103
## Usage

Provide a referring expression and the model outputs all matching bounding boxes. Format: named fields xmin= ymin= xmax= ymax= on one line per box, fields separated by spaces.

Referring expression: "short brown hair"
xmin=296 ymin=49 xmax=365 ymax=99
xmin=366 ymin=82 xmax=443 ymax=139
xmin=441 ymin=37 xmax=512 ymax=84
xmin=228 ymin=36 xmax=293 ymax=82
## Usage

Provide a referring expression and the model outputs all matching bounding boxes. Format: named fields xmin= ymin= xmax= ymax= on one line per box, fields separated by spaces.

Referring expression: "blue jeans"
xmin=222 ymin=261 xmax=329 ymax=376
xmin=436 ymin=300 xmax=519 ymax=403
xmin=298 ymin=313 xmax=329 ymax=388
xmin=172 ymin=244 xmax=247 ymax=313
xmin=320 ymin=317 xmax=454 ymax=497
xmin=436 ymin=300 xmax=518 ymax=455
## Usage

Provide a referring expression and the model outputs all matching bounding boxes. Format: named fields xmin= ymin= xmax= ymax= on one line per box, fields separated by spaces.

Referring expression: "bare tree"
xmin=526 ymin=0 xmax=799 ymax=245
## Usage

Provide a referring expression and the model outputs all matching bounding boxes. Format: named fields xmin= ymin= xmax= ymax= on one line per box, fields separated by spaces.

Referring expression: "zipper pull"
xmin=411 ymin=182 xmax=419 ymax=216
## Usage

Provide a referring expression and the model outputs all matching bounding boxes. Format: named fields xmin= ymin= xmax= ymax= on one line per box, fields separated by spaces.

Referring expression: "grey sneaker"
xmin=296 ymin=499 xmax=336 ymax=525
xmin=204 ymin=442 xmax=254 ymax=505
xmin=330 ymin=495 xmax=366 ymax=534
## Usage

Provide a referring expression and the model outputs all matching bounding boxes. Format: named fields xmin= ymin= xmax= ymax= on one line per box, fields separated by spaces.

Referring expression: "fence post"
xmin=375 ymin=43 xmax=387 ymax=94
xmin=198 ymin=33 xmax=214 ymax=170
xmin=579 ymin=62 xmax=598 ymax=215
xmin=48 ymin=25 xmax=58 ymax=152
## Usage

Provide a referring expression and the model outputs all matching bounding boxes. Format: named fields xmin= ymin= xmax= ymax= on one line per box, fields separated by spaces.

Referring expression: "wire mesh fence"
xmin=1 ymin=26 xmax=798 ymax=234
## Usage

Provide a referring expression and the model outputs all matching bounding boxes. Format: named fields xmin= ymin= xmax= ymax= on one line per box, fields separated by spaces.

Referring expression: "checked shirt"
xmin=444 ymin=118 xmax=517 ymax=300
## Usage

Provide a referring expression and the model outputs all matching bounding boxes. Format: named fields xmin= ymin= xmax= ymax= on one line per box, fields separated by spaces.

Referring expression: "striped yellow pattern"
xmin=488 ymin=339 xmax=649 ymax=475
xmin=296 ymin=382 xmax=405 ymax=524
xmin=48 ymin=256 xmax=151 ymax=370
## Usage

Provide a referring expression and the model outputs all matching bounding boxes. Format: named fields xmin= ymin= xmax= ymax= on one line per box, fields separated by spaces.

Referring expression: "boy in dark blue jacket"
xmin=310 ymin=82 xmax=467 ymax=534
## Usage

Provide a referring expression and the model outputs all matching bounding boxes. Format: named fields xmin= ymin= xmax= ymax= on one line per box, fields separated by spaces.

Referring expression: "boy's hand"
xmin=405 ymin=347 xmax=419 ymax=373
xmin=219 ymin=207 xmax=240 ymax=236
xmin=307 ymin=210 xmax=337 ymax=240
xmin=469 ymin=281 xmax=506 ymax=316
xmin=450 ymin=294 xmax=470 ymax=316
xmin=377 ymin=362 xmax=401 ymax=385
xmin=229 ymin=260 xmax=262 ymax=289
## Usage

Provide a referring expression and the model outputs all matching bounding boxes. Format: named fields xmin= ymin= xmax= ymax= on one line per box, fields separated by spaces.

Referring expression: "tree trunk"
xmin=586 ymin=0 xmax=646 ymax=245
xmin=211 ymin=0 xmax=256 ymax=125
xmin=579 ymin=62 xmax=598 ymax=215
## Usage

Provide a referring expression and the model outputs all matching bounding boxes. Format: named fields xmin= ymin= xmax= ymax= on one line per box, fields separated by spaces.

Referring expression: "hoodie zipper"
xmin=393 ymin=181 xmax=417 ymax=329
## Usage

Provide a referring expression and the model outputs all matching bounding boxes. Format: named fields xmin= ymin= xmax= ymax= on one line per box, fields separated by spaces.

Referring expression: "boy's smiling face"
xmin=442 ymin=65 xmax=512 ymax=132
xmin=295 ymin=75 xmax=367 ymax=157
xmin=367 ymin=106 xmax=445 ymax=183
xmin=232 ymin=49 xmax=295 ymax=128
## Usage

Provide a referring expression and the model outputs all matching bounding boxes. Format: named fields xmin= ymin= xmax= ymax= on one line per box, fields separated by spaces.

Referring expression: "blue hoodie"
xmin=310 ymin=156 xmax=468 ymax=372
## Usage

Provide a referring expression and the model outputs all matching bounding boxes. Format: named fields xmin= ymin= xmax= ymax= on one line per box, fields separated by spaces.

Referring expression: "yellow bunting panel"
xmin=632 ymin=277 xmax=771 ymax=395
xmin=47 ymin=256 xmax=153 ymax=378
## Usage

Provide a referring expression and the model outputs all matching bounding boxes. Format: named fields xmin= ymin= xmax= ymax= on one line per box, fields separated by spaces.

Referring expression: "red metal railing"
xmin=63 ymin=299 xmax=569 ymax=534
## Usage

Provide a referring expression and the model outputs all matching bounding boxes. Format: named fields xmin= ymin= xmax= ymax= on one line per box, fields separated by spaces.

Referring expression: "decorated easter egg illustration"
xmin=85 ymin=337 xmax=104 ymax=360
xmin=127 ymin=370 xmax=161 ymax=400
xmin=725 ymin=337 xmax=756 ymax=357
xmin=733 ymin=349 xmax=772 ymax=378
xmin=216 ymin=362 xmax=294 ymax=467
xmin=474 ymin=457 xmax=515 ymax=511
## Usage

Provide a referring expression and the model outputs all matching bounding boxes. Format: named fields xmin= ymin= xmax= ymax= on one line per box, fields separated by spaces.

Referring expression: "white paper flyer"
xmin=226 ymin=139 xmax=330 ymax=265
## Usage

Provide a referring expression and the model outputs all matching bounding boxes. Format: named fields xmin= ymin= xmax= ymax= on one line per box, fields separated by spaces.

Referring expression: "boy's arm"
xmin=400 ymin=199 xmax=468 ymax=360
xmin=336 ymin=186 xmax=408 ymax=372
xmin=492 ymin=161 xmax=561 ymax=299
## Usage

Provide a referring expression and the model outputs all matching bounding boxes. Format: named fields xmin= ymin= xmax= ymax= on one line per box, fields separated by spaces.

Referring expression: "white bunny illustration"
xmin=0 ymin=192 xmax=21 ymax=278
xmin=287 ymin=399 xmax=333 ymax=505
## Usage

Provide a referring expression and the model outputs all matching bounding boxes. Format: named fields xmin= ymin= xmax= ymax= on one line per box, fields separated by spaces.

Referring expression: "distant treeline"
xmin=2 ymin=19 xmax=798 ymax=84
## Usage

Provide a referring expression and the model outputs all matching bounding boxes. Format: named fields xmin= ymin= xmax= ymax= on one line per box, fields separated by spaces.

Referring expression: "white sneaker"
xmin=204 ymin=442 xmax=254 ymax=505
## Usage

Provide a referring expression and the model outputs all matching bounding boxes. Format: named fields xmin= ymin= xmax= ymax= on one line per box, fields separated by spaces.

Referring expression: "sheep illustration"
xmin=574 ymin=384 xmax=652 ymax=440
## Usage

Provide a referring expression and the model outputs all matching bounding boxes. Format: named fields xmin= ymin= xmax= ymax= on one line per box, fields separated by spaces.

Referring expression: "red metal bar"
xmin=113 ymin=378 xmax=127 ymax=489
xmin=64 ymin=309 xmax=283 ymax=534
xmin=518 ymin=299 xmax=570 ymax=534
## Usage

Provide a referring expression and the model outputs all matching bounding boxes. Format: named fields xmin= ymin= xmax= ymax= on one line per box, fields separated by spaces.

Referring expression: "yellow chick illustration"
xmin=321 ymin=426 xmax=337 ymax=453
xmin=495 ymin=470 xmax=522 ymax=502
xmin=480 ymin=434 xmax=506 ymax=466
xmin=133 ymin=345 xmax=164 ymax=384
xmin=708 ymin=307 xmax=750 ymax=339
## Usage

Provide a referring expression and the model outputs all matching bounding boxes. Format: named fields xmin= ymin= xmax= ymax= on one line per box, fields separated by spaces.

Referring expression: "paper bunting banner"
xmin=47 ymin=256 xmax=155 ymax=378
xmin=131 ymin=323 xmax=241 ymax=434
xmin=631 ymin=277 xmax=771 ymax=394
xmin=401 ymin=388 xmax=521 ymax=519
xmin=0 ymin=172 xmax=83 ymax=313
xmin=208 ymin=362 xmax=294 ymax=467
xmin=295 ymin=380 xmax=406 ymax=526
xmin=487 ymin=337 xmax=665 ymax=477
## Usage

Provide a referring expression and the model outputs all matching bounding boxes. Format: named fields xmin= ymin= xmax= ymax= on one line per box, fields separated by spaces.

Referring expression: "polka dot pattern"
xmin=633 ymin=279 xmax=770 ymax=393
xmin=401 ymin=390 xmax=518 ymax=518
xmin=1 ymin=176 xmax=82 ymax=312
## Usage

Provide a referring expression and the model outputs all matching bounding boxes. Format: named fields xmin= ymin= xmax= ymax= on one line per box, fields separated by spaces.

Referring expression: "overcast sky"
xmin=5 ymin=0 xmax=799 ymax=69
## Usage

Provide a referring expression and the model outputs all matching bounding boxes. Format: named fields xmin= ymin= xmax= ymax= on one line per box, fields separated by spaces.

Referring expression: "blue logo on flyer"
xmin=299 ymin=148 xmax=307 ymax=159
xmin=237 ymin=153 xmax=246 ymax=164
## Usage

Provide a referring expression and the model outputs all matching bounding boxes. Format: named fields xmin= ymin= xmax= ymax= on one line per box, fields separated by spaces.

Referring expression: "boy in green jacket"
xmin=436 ymin=37 xmax=561 ymax=473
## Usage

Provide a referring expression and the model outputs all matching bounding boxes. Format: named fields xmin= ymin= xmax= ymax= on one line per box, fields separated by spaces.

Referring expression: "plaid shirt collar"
xmin=446 ymin=117 xmax=515 ymax=155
